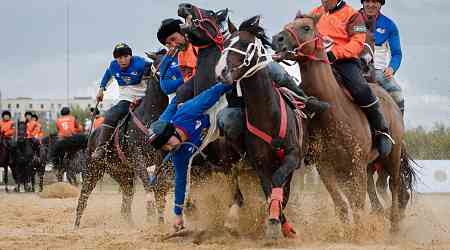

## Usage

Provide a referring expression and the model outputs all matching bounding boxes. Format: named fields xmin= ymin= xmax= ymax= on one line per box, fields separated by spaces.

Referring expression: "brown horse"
xmin=272 ymin=15 xmax=416 ymax=232
xmin=216 ymin=16 xmax=307 ymax=239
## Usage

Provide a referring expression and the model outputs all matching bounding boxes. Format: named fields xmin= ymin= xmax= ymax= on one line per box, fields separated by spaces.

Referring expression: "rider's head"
xmin=90 ymin=107 xmax=100 ymax=116
xmin=157 ymin=18 xmax=187 ymax=51
xmin=113 ymin=42 xmax=132 ymax=69
xmin=60 ymin=107 xmax=70 ymax=116
xmin=362 ymin=0 xmax=384 ymax=17
xmin=148 ymin=120 xmax=182 ymax=152
xmin=1 ymin=111 xmax=11 ymax=121
xmin=31 ymin=114 xmax=38 ymax=121
xmin=321 ymin=0 xmax=340 ymax=11
xmin=24 ymin=111 xmax=33 ymax=121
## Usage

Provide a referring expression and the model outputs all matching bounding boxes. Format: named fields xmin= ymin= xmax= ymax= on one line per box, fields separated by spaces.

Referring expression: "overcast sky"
xmin=1 ymin=0 xmax=449 ymax=128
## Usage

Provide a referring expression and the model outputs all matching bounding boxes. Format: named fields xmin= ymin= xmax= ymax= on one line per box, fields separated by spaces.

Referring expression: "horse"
xmin=272 ymin=15 xmax=416 ymax=232
xmin=0 ymin=133 xmax=16 ymax=192
xmin=216 ymin=16 xmax=308 ymax=239
xmin=12 ymin=121 xmax=35 ymax=192
xmin=74 ymin=52 xmax=169 ymax=228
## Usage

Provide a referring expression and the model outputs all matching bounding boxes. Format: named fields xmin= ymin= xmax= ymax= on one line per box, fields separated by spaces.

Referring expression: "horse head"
xmin=216 ymin=15 xmax=272 ymax=85
xmin=272 ymin=14 xmax=326 ymax=63
xmin=177 ymin=3 xmax=228 ymax=48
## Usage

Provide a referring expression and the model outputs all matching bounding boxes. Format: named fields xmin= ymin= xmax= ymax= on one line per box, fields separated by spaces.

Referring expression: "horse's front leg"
xmin=267 ymin=150 xmax=300 ymax=240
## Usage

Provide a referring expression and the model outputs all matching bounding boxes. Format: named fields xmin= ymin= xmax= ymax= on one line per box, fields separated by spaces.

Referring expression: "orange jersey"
xmin=33 ymin=122 xmax=44 ymax=139
xmin=310 ymin=3 xmax=367 ymax=60
xmin=178 ymin=43 xmax=198 ymax=81
xmin=93 ymin=116 xmax=104 ymax=129
xmin=0 ymin=120 xmax=15 ymax=139
xmin=26 ymin=120 xmax=39 ymax=139
xmin=56 ymin=115 xmax=80 ymax=138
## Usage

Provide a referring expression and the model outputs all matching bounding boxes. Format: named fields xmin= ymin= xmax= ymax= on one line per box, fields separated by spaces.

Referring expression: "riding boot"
xmin=91 ymin=125 xmax=115 ymax=161
xmin=361 ymin=102 xmax=394 ymax=158
xmin=280 ymin=78 xmax=330 ymax=118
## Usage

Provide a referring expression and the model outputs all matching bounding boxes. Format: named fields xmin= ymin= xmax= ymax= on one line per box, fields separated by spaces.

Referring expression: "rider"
xmin=56 ymin=107 xmax=80 ymax=139
xmin=31 ymin=114 xmax=44 ymax=140
xmin=91 ymin=42 xmax=151 ymax=160
xmin=360 ymin=0 xmax=404 ymax=114
xmin=308 ymin=0 xmax=394 ymax=157
xmin=156 ymin=18 xmax=199 ymax=121
xmin=0 ymin=111 xmax=15 ymax=164
xmin=149 ymin=81 xmax=233 ymax=231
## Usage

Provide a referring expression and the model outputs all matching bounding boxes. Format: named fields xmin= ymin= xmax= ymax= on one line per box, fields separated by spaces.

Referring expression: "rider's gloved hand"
xmin=96 ymin=88 xmax=104 ymax=103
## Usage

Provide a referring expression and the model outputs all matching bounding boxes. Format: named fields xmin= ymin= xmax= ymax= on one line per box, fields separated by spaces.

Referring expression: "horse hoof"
xmin=282 ymin=221 xmax=297 ymax=238
xmin=266 ymin=219 xmax=282 ymax=240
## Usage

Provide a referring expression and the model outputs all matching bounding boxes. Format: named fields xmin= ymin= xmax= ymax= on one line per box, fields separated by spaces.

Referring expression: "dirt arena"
xmin=1 ymin=171 xmax=450 ymax=250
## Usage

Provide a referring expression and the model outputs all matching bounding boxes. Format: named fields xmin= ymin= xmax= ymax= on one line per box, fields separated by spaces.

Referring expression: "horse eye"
xmin=303 ymin=26 xmax=311 ymax=31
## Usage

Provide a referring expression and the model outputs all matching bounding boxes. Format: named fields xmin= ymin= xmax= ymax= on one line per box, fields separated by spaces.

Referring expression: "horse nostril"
xmin=281 ymin=46 xmax=288 ymax=52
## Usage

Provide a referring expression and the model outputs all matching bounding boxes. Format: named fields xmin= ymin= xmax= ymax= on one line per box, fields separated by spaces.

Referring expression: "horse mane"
xmin=238 ymin=16 xmax=272 ymax=48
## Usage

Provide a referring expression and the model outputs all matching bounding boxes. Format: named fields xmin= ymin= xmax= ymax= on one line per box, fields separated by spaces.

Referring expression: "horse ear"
xmin=145 ymin=51 xmax=158 ymax=61
xmin=249 ymin=15 xmax=261 ymax=27
xmin=310 ymin=14 xmax=321 ymax=25
xmin=227 ymin=18 xmax=237 ymax=33
xmin=215 ymin=8 xmax=229 ymax=23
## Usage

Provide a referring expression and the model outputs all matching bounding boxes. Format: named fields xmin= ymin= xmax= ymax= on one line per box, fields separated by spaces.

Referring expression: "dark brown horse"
xmin=216 ymin=16 xmax=307 ymax=239
xmin=272 ymin=15 xmax=416 ymax=232
xmin=74 ymin=53 xmax=169 ymax=228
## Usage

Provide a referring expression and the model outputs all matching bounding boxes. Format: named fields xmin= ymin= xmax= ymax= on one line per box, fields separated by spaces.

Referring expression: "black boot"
xmin=91 ymin=125 xmax=115 ymax=161
xmin=362 ymin=103 xmax=394 ymax=158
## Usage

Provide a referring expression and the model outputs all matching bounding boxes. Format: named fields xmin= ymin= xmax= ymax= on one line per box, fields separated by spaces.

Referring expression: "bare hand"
xmin=96 ymin=89 xmax=104 ymax=102
xmin=384 ymin=67 xmax=394 ymax=80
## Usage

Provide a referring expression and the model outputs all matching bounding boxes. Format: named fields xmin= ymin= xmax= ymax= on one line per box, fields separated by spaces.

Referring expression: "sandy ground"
xmin=1 ymin=173 xmax=450 ymax=250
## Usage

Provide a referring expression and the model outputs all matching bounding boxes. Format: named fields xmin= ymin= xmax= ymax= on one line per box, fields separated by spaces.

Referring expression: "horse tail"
xmin=399 ymin=145 xmax=420 ymax=194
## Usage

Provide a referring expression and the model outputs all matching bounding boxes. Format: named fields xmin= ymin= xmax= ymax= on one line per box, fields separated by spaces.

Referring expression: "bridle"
xmin=283 ymin=24 xmax=329 ymax=64
xmin=223 ymin=35 xmax=272 ymax=95
xmin=190 ymin=5 xmax=224 ymax=51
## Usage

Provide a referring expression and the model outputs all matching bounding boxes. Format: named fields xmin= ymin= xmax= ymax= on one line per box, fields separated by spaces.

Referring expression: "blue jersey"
xmin=100 ymin=56 xmax=149 ymax=88
xmin=372 ymin=13 xmax=403 ymax=72
xmin=159 ymin=55 xmax=184 ymax=95
xmin=168 ymin=82 xmax=232 ymax=215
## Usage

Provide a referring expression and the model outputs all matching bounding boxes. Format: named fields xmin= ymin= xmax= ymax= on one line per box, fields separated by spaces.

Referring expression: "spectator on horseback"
xmin=360 ymin=0 xmax=404 ymax=114
xmin=303 ymin=0 xmax=394 ymax=157
xmin=56 ymin=107 xmax=81 ymax=139
xmin=149 ymin=82 xmax=233 ymax=231
xmin=0 ymin=111 xmax=15 ymax=164
xmin=156 ymin=18 xmax=198 ymax=121
xmin=31 ymin=114 xmax=44 ymax=141
xmin=91 ymin=42 xmax=151 ymax=160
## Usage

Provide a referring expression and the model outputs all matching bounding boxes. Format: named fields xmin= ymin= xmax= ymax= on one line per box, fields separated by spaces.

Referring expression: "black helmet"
xmin=24 ymin=111 xmax=33 ymax=117
xmin=31 ymin=114 xmax=39 ymax=120
xmin=113 ymin=42 xmax=132 ymax=58
xmin=361 ymin=0 xmax=385 ymax=5
xmin=90 ymin=107 xmax=100 ymax=115
xmin=148 ymin=120 xmax=176 ymax=150
xmin=157 ymin=18 xmax=183 ymax=45
xmin=60 ymin=107 xmax=70 ymax=116
xmin=1 ymin=110 xmax=11 ymax=118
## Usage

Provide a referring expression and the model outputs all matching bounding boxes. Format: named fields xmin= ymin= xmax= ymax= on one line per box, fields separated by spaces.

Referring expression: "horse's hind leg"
xmin=376 ymin=169 xmax=390 ymax=204
xmin=343 ymin=164 xmax=367 ymax=231
xmin=387 ymin=147 xmax=402 ymax=233
xmin=3 ymin=166 xmax=9 ymax=192
xmin=110 ymin=169 xmax=135 ymax=225
xmin=317 ymin=165 xmax=350 ymax=223
xmin=74 ymin=161 xmax=104 ymax=228
xmin=367 ymin=165 xmax=384 ymax=213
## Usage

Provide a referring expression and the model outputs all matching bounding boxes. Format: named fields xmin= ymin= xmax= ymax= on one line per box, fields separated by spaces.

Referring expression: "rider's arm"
xmin=159 ymin=97 xmax=178 ymax=122
xmin=387 ymin=21 xmax=402 ymax=73
xmin=172 ymin=145 xmax=193 ymax=215
xmin=329 ymin=14 xmax=366 ymax=62
xmin=99 ymin=67 xmax=113 ymax=90
xmin=159 ymin=55 xmax=184 ymax=95
xmin=176 ymin=82 xmax=232 ymax=118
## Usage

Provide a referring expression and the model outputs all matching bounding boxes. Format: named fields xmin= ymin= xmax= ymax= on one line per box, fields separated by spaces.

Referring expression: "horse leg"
xmin=376 ymin=169 xmax=390 ymax=204
xmin=224 ymin=166 xmax=244 ymax=233
xmin=387 ymin=147 xmax=402 ymax=233
xmin=3 ymin=166 xmax=9 ymax=192
xmin=343 ymin=164 xmax=367 ymax=233
xmin=132 ymin=154 xmax=155 ymax=223
xmin=74 ymin=162 xmax=104 ymax=228
xmin=280 ymin=174 xmax=296 ymax=238
xmin=39 ymin=170 xmax=44 ymax=192
xmin=317 ymin=165 xmax=350 ymax=223
xmin=117 ymin=173 xmax=135 ymax=225
xmin=367 ymin=165 xmax=384 ymax=213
